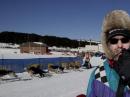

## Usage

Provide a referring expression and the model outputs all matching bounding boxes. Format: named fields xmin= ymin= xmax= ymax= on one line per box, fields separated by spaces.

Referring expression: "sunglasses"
xmin=109 ymin=37 xmax=130 ymax=44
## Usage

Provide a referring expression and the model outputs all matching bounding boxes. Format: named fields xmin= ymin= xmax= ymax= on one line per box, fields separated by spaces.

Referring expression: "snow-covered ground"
xmin=90 ymin=56 xmax=105 ymax=67
xmin=0 ymin=68 xmax=95 ymax=97
xmin=0 ymin=46 xmax=104 ymax=97
xmin=0 ymin=48 xmax=77 ymax=59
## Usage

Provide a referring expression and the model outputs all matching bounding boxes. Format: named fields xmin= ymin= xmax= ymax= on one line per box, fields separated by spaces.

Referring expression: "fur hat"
xmin=101 ymin=10 xmax=130 ymax=59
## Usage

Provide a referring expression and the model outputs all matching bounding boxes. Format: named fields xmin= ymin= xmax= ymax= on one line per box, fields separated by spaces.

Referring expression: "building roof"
xmin=20 ymin=42 xmax=48 ymax=47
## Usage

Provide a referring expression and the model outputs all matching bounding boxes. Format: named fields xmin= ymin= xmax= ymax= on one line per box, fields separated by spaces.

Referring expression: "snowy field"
xmin=0 ymin=68 xmax=95 ymax=97
xmin=0 ymin=48 xmax=76 ymax=59
xmin=0 ymin=47 xmax=103 ymax=97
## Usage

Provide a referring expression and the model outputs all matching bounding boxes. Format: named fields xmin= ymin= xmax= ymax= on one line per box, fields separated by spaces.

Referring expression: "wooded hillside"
xmin=0 ymin=31 xmax=98 ymax=48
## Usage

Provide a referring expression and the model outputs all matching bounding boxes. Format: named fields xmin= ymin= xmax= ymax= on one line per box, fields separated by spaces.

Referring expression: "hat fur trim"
xmin=101 ymin=10 xmax=130 ymax=59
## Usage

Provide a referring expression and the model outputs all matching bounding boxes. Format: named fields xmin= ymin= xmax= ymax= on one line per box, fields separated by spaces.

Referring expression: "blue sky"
xmin=0 ymin=0 xmax=130 ymax=41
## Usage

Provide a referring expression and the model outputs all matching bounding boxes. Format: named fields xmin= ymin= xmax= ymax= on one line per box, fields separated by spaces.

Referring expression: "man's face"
xmin=108 ymin=35 xmax=130 ymax=60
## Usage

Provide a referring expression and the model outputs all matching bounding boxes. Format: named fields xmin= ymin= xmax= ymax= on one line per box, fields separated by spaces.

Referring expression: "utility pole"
xmin=89 ymin=39 xmax=91 ymax=46
xmin=89 ymin=39 xmax=92 ymax=52
xmin=78 ymin=39 xmax=81 ymax=53
xmin=28 ymin=34 xmax=31 ymax=53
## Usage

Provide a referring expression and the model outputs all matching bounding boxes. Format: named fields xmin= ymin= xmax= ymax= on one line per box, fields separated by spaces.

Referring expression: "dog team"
xmin=0 ymin=61 xmax=81 ymax=79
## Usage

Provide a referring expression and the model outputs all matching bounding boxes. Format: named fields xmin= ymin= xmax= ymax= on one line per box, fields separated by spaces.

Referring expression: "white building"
xmin=77 ymin=43 xmax=103 ymax=53
xmin=84 ymin=43 xmax=103 ymax=52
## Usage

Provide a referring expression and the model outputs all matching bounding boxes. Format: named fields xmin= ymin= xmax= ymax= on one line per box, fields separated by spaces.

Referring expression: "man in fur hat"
xmin=86 ymin=10 xmax=130 ymax=97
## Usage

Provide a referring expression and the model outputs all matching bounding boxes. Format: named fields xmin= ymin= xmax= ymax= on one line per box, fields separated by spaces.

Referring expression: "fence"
xmin=0 ymin=56 xmax=83 ymax=73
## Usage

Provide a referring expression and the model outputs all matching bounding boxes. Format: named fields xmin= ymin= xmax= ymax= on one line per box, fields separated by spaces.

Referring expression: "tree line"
xmin=0 ymin=31 xmax=98 ymax=48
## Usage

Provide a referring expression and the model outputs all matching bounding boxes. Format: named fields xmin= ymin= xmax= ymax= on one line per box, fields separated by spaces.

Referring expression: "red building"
xmin=20 ymin=42 xmax=49 ymax=55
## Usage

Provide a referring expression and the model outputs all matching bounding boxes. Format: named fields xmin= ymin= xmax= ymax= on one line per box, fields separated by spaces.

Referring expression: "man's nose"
xmin=117 ymin=40 xmax=123 ymax=48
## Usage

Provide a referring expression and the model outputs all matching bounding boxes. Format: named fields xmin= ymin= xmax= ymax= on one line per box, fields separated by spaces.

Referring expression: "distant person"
xmin=101 ymin=53 xmax=106 ymax=60
xmin=82 ymin=52 xmax=92 ymax=69
xmin=86 ymin=10 xmax=130 ymax=97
